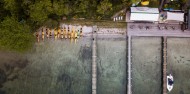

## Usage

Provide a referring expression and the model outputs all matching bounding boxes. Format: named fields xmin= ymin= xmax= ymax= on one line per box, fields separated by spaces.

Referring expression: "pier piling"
xmin=127 ymin=36 xmax=132 ymax=94
xmin=92 ymin=26 xmax=97 ymax=94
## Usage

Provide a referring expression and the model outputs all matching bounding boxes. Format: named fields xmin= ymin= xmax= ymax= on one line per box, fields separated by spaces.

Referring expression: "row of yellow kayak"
xmin=36 ymin=27 xmax=83 ymax=42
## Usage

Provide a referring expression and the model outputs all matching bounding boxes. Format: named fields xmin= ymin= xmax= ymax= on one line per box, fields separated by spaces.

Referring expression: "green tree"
xmin=29 ymin=0 xmax=52 ymax=26
xmin=0 ymin=0 xmax=132 ymax=51
xmin=0 ymin=17 xmax=34 ymax=52
xmin=131 ymin=0 xmax=141 ymax=4
xmin=97 ymin=0 xmax=113 ymax=17
xmin=122 ymin=0 xmax=131 ymax=7
xmin=3 ymin=0 xmax=19 ymax=17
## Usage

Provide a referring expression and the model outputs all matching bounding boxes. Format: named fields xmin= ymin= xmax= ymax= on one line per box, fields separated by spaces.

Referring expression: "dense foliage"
xmin=0 ymin=0 xmax=131 ymax=51
xmin=1 ymin=0 xmax=131 ymax=28
xmin=2 ymin=0 xmax=189 ymax=52
xmin=0 ymin=17 xmax=34 ymax=52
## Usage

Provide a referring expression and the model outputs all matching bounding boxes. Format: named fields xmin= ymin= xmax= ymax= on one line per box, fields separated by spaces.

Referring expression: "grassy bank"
xmin=61 ymin=20 xmax=127 ymax=28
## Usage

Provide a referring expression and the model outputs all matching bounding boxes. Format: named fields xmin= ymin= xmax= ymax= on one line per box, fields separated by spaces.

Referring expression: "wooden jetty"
xmin=92 ymin=26 xmax=97 ymax=94
xmin=163 ymin=37 xmax=167 ymax=94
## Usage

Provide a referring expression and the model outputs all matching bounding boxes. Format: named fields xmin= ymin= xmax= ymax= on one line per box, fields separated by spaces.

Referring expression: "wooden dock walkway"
xmin=126 ymin=23 xmax=190 ymax=94
xmin=127 ymin=36 xmax=132 ymax=94
xmin=92 ymin=26 xmax=97 ymax=94
xmin=163 ymin=37 xmax=167 ymax=94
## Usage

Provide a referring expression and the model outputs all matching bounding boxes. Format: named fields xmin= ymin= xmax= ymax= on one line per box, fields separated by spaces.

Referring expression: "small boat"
xmin=167 ymin=74 xmax=174 ymax=92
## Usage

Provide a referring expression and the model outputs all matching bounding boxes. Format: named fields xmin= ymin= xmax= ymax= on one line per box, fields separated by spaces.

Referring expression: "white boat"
xmin=167 ymin=74 xmax=174 ymax=92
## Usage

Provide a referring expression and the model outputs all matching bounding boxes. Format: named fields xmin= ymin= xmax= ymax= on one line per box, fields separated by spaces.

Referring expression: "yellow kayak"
xmin=141 ymin=1 xmax=149 ymax=6
xmin=75 ymin=31 xmax=78 ymax=38
xmin=64 ymin=29 xmax=67 ymax=39
xmin=54 ymin=30 xmax=57 ymax=40
xmin=71 ymin=31 xmax=74 ymax=38
xmin=57 ymin=28 xmax=60 ymax=38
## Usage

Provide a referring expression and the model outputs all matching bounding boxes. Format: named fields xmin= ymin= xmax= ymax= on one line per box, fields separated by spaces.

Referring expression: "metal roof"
xmin=130 ymin=7 xmax=159 ymax=22
xmin=131 ymin=7 xmax=159 ymax=14
xmin=166 ymin=12 xmax=184 ymax=22
xmin=130 ymin=13 xmax=159 ymax=21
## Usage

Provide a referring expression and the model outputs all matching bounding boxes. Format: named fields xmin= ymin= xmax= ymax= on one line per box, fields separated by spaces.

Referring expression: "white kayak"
xmin=167 ymin=74 xmax=174 ymax=92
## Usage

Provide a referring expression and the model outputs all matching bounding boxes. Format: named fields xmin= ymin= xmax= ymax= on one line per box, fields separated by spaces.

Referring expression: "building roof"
xmin=130 ymin=13 xmax=159 ymax=22
xmin=166 ymin=12 xmax=184 ymax=22
xmin=130 ymin=7 xmax=159 ymax=22
xmin=130 ymin=7 xmax=159 ymax=14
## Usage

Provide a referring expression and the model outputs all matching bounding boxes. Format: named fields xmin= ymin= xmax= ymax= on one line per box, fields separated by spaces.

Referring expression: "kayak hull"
xmin=167 ymin=74 xmax=174 ymax=92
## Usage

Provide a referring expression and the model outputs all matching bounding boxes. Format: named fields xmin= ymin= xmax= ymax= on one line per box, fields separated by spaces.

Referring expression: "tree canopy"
xmin=4 ymin=0 xmax=189 ymax=52
xmin=0 ymin=0 xmax=131 ymax=51
xmin=0 ymin=17 xmax=34 ymax=52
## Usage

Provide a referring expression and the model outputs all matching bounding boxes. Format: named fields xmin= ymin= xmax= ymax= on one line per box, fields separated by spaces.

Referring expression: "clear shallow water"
xmin=1 ymin=35 xmax=190 ymax=94
xmin=131 ymin=37 xmax=162 ymax=94
xmin=1 ymin=37 xmax=92 ymax=94
xmin=0 ymin=35 xmax=127 ymax=94
xmin=96 ymin=35 xmax=127 ymax=94
xmin=167 ymin=38 xmax=190 ymax=94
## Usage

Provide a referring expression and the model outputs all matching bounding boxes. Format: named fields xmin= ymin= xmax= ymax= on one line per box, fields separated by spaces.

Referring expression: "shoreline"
xmin=0 ymin=31 xmax=190 ymax=94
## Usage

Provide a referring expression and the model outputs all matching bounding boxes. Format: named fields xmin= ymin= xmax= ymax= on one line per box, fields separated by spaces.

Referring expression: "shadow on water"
xmin=57 ymin=73 xmax=72 ymax=90
xmin=0 ymin=90 xmax=5 ymax=94
xmin=49 ymin=73 xmax=74 ymax=94
xmin=0 ymin=55 xmax=29 ymax=89
xmin=0 ymin=69 xmax=6 ymax=88
xmin=161 ymin=37 xmax=164 ymax=94
xmin=78 ymin=45 xmax=92 ymax=63
xmin=180 ymin=90 xmax=184 ymax=94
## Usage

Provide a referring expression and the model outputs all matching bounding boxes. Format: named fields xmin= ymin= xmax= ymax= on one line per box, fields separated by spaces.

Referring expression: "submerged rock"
xmin=0 ymin=69 xmax=6 ymax=87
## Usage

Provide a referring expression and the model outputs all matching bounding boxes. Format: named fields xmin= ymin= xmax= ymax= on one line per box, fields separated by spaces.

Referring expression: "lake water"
xmin=96 ymin=35 xmax=126 ymax=94
xmin=0 ymin=34 xmax=127 ymax=94
xmin=131 ymin=37 xmax=162 ymax=94
xmin=0 ymin=34 xmax=190 ymax=94
xmin=1 ymin=37 xmax=92 ymax=94
xmin=167 ymin=38 xmax=190 ymax=94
